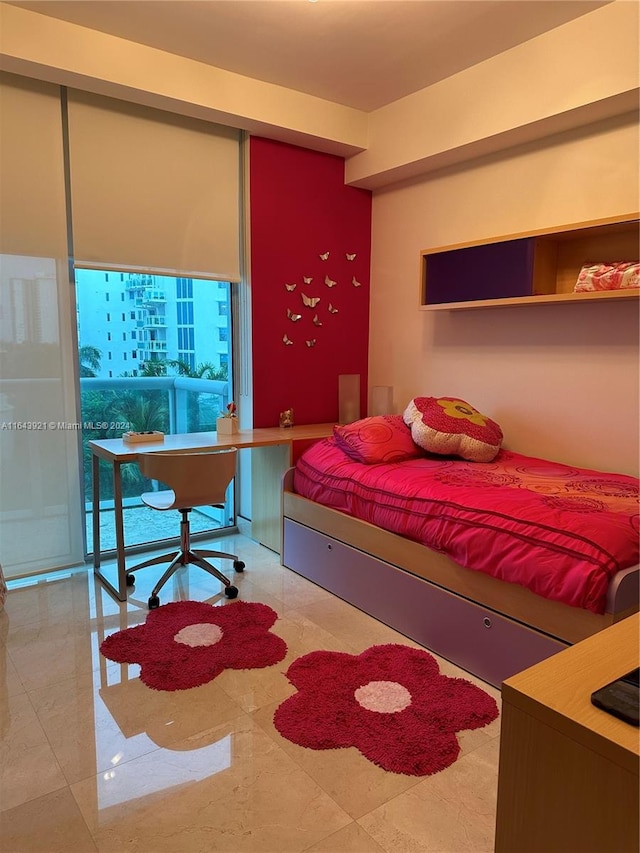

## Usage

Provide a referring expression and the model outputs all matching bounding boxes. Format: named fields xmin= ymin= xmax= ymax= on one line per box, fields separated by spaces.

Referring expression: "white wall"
xmin=369 ymin=116 xmax=639 ymax=475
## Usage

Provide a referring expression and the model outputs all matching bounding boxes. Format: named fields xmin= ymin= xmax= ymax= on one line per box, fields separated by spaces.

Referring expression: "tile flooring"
xmin=0 ymin=531 xmax=502 ymax=852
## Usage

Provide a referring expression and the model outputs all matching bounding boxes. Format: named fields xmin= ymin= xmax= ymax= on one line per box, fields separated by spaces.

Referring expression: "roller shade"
xmin=0 ymin=72 xmax=84 ymax=577
xmin=0 ymin=72 xmax=68 ymax=257
xmin=67 ymin=90 xmax=241 ymax=281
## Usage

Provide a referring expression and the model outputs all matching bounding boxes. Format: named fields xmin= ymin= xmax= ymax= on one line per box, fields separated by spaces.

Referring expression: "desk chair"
xmin=125 ymin=448 xmax=244 ymax=609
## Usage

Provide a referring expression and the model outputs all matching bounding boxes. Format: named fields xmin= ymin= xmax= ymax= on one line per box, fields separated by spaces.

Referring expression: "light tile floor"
xmin=0 ymin=531 xmax=502 ymax=852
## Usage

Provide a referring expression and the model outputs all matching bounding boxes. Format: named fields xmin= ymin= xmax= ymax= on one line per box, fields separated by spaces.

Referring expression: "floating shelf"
xmin=420 ymin=214 xmax=639 ymax=311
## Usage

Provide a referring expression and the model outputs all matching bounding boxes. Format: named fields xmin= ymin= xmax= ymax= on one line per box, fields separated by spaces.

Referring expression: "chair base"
xmin=125 ymin=509 xmax=245 ymax=608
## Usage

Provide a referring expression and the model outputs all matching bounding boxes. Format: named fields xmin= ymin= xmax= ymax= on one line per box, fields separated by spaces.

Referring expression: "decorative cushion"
xmin=403 ymin=397 xmax=503 ymax=463
xmin=574 ymin=262 xmax=639 ymax=292
xmin=333 ymin=415 xmax=423 ymax=464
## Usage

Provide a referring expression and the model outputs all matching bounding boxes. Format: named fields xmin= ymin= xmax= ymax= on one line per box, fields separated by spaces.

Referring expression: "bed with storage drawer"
xmin=281 ymin=422 xmax=639 ymax=687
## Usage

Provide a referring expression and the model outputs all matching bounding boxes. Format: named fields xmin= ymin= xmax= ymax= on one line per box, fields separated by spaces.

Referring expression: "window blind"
xmin=0 ymin=72 xmax=84 ymax=577
xmin=66 ymin=91 xmax=241 ymax=282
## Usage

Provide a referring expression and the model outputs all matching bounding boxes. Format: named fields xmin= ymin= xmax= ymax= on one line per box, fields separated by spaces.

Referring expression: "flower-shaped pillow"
xmin=403 ymin=397 xmax=503 ymax=463
xmin=334 ymin=415 xmax=423 ymax=464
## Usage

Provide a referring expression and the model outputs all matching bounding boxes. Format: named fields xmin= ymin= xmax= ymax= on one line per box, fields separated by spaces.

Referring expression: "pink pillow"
xmin=333 ymin=415 xmax=423 ymax=464
xmin=403 ymin=397 xmax=503 ymax=462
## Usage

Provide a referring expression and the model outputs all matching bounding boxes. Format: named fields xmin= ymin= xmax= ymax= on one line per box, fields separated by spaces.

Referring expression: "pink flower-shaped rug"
xmin=100 ymin=600 xmax=287 ymax=691
xmin=273 ymin=644 xmax=499 ymax=776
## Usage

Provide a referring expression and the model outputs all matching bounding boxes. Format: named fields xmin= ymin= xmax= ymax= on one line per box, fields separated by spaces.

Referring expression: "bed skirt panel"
xmin=283 ymin=517 xmax=567 ymax=688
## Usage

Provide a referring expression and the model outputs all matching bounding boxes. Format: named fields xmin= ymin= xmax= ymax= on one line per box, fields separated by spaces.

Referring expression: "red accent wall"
xmin=249 ymin=137 xmax=372 ymax=428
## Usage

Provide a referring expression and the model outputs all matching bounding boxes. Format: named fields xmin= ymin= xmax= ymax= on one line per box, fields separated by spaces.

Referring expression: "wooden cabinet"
xmin=420 ymin=214 xmax=639 ymax=310
xmin=494 ymin=613 xmax=640 ymax=853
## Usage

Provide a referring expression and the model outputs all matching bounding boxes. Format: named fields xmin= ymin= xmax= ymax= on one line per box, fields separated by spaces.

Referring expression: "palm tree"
xmin=79 ymin=345 xmax=102 ymax=377
xmin=111 ymin=393 xmax=169 ymax=434
xmin=192 ymin=361 xmax=228 ymax=381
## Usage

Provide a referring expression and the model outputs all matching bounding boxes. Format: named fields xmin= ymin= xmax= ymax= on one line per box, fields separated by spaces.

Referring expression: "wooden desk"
xmin=495 ymin=613 xmax=640 ymax=853
xmin=89 ymin=424 xmax=334 ymax=601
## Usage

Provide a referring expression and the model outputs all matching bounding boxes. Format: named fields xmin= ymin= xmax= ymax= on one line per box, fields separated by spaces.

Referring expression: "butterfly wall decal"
xmin=324 ymin=275 xmax=337 ymax=288
xmin=301 ymin=293 xmax=320 ymax=309
xmin=283 ymin=334 xmax=294 ymax=345
xmin=303 ymin=276 xmax=313 ymax=284
xmin=287 ymin=308 xmax=302 ymax=322
xmin=328 ymin=303 xmax=338 ymax=314
xmin=319 ymin=252 xmax=330 ymax=261
xmin=313 ymin=314 xmax=322 ymax=326
xmin=346 ymin=253 xmax=356 ymax=261
xmin=305 ymin=339 xmax=316 ymax=348
xmin=352 ymin=276 xmax=362 ymax=287
xmin=285 ymin=283 xmax=296 ymax=291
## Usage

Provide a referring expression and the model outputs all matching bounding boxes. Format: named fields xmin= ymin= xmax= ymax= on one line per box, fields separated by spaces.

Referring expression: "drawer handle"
xmin=483 ymin=617 xmax=492 ymax=629
xmin=327 ymin=543 xmax=333 ymax=551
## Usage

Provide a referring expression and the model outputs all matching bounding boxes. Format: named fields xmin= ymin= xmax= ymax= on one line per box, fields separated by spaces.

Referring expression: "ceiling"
xmin=7 ymin=0 xmax=611 ymax=111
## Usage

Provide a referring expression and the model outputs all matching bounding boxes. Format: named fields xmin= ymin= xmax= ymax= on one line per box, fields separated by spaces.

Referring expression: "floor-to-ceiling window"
xmin=64 ymin=87 xmax=242 ymax=559
xmin=0 ymin=72 xmax=243 ymax=579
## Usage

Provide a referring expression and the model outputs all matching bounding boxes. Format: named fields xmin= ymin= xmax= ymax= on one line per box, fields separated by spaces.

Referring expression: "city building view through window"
xmin=75 ymin=269 xmax=234 ymax=552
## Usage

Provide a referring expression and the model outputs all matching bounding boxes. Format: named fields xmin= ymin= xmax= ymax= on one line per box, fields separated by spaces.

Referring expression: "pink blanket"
xmin=293 ymin=440 xmax=639 ymax=614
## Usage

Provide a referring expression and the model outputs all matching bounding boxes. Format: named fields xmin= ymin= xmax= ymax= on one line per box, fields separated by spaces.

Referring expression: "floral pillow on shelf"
xmin=574 ymin=261 xmax=639 ymax=292
xmin=403 ymin=396 xmax=503 ymax=463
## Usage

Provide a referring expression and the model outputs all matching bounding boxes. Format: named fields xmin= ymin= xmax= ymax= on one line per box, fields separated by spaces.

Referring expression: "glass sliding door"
xmin=75 ymin=269 xmax=234 ymax=553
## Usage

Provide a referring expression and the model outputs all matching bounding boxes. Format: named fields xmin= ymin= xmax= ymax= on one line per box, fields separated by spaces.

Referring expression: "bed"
xmin=281 ymin=426 xmax=639 ymax=687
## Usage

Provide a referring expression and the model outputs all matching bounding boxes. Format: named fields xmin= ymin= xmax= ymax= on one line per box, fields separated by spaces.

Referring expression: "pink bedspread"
xmin=293 ymin=439 xmax=640 ymax=614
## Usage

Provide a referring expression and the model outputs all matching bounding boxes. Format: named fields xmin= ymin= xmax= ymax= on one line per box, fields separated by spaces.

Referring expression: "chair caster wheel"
xmin=126 ymin=574 xmax=135 ymax=587
xmin=148 ymin=595 xmax=160 ymax=609
xmin=225 ymin=586 xmax=238 ymax=599
xmin=233 ymin=560 xmax=245 ymax=572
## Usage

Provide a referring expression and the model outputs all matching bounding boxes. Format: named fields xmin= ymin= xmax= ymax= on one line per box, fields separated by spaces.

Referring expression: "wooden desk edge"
xmin=89 ymin=424 xmax=336 ymax=462
xmin=502 ymin=614 xmax=640 ymax=772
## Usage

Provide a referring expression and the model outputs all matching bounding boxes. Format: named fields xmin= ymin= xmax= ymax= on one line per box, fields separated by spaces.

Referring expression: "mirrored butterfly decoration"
xmin=302 ymin=293 xmax=320 ymax=309
xmin=279 ymin=247 xmax=361 ymax=346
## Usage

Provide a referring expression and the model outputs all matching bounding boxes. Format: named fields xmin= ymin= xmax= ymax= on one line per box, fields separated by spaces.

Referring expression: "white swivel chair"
xmin=125 ymin=447 xmax=244 ymax=609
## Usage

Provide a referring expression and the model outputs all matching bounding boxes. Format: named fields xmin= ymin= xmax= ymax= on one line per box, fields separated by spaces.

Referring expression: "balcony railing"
xmin=142 ymin=289 xmax=166 ymax=304
xmin=143 ymin=317 xmax=167 ymax=328
xmin=80 ymin=375 xmax=230 ymax=436
xmin=125 ymin=275 xmax=154 ymax=290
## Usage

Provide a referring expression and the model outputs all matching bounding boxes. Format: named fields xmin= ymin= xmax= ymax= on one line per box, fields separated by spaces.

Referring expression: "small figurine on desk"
xmin=279 ymin=408 xmax=294 ymax=428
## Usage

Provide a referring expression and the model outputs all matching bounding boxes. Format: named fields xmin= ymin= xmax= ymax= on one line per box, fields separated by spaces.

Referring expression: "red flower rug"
xmin=100 ymin=600 xmax=287 ymax=691
xmin=273 ymin=644 xmax=499 ymax=776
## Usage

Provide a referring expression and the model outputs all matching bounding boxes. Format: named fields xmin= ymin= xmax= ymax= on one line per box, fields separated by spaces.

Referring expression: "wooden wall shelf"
xmin=420 ymin=214 xmax=639 ymax=311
